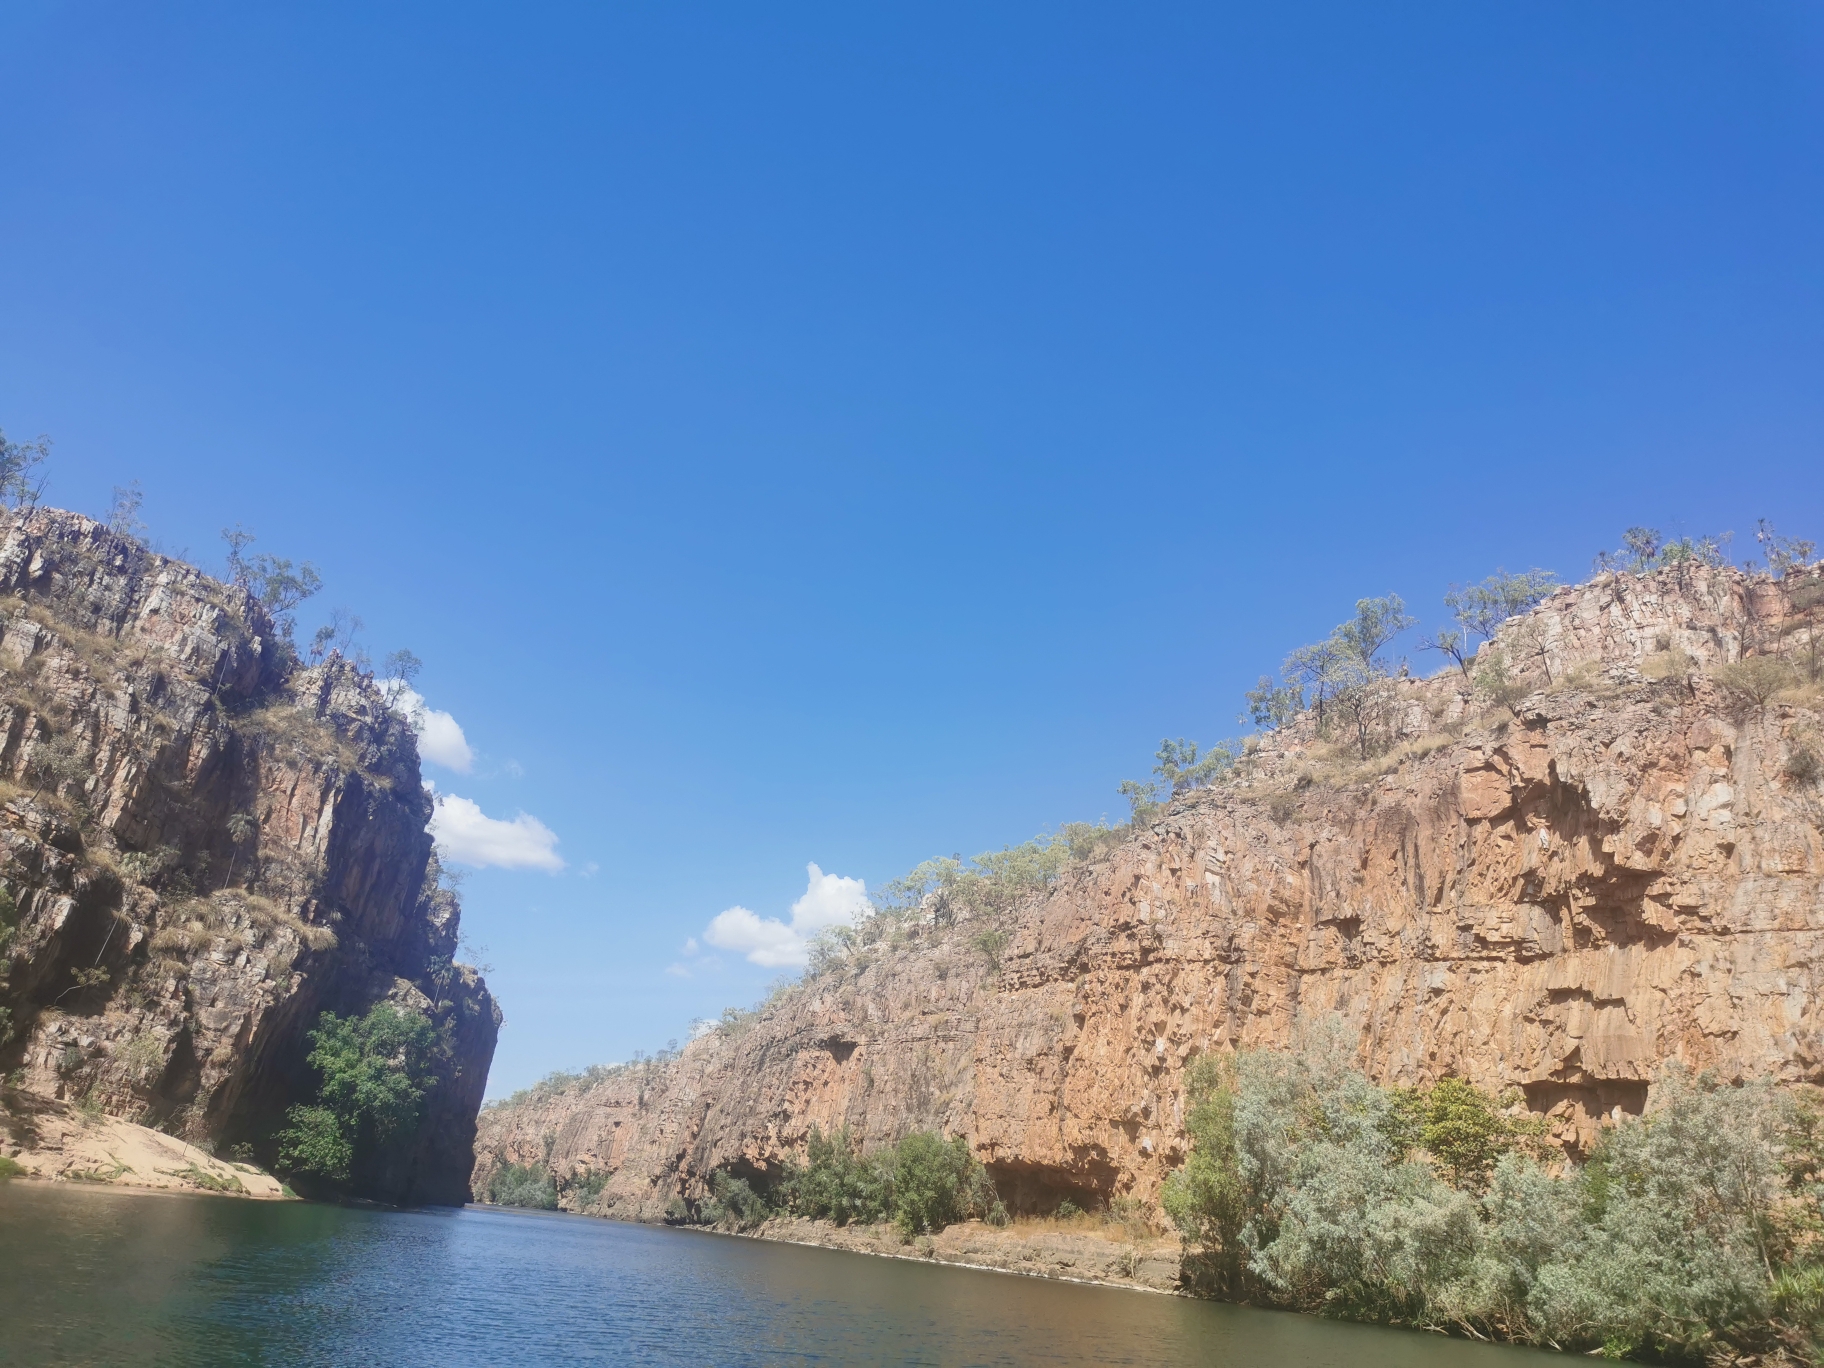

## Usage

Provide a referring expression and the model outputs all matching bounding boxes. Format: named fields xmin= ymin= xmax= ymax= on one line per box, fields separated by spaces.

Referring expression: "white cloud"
xmin=383 ymin=682 xmax=475 ymax=773
xmin=429 ymin=793 xmax=564 ymax=872
xmin=665 ymin=963 xmax=692 ymax=979
xmin=702 ymin=863 xmax=869 ymax=969
xmin=682 ymin=936 xmax=698 ymax=954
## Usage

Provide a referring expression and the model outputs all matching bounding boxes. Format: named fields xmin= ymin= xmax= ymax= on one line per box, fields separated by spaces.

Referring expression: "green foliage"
xmin=1388 ymin=1078 xmax=1549 ymax=1194
xmin=221 ymin=525 xmax=322 ymax=639
xmin=106 ymin=482 xmax=147 ymax=543
xmin=1252 ymin=596 xmax=1416 ymax=758
xmin=0 ymin=428 xmax=50 ymax=509
xmin=1711 ymin=655 xmax=1800 ymax=712
xmin=1162 ymin=1027 xmax=1824 ymax=1358
xmin=891 ymin=1131 xmax=996 ymax=1236
xmin=272 ymin=1004 xmax=439 ymax=1190
xmin=1596 ymin=526 xmax=1732 ymax=575
xmin=116 ymin=1032 xmax=165 ymax=1086
xmin=1472 ymin=648 xmax=1526 ymax=713
xmin=870 ymin=836 xmax=1072 ymax=927
xmin=1756 ymin=519 xmax=1818 ymax=578
xmin=1443 ymin=570 xmax=1559 ymax=643
xmin=0 ymin=1154 xmax=25 ymax=1178
xmin=773 ymin=1125 xmax=999 ymax=1236
xmin=1425 ymin=570 xmax=1558 ymax=677
xmin=1245 ymin=674 xmax=1303 ymax=730
xmin=273 ymin=1104 xmax=353 ymax=1184
xmin=566 ymin=1169 xmax=609 ymax=1205
xmin=486 ymin=1161 xmax=558 ymax=1210
xmin=784 ymin=1125 xmax=892 ymax=1226
xmin=1120 ymin=738 xmax=1238 ymax=823
xmin=702 ymin=1171 xmax=771 ymax=1231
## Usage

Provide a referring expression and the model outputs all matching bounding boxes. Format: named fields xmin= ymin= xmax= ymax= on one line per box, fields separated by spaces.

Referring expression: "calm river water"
xmin=1 ymin=1182 xmax=1564 ymax=1366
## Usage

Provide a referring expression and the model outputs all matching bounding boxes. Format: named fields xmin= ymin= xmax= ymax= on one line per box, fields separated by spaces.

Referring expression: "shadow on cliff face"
xmin=0 ymin=508 xmax=501 ymax=1207
xmin=986 ymin=1158 xmax=1115 ymax=1216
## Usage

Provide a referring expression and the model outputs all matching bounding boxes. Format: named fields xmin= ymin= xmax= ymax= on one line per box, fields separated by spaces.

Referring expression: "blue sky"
xmin=2 ymin=2 xmax=1820 ymax=1096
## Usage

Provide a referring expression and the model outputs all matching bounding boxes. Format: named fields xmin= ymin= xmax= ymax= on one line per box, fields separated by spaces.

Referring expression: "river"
xmin=1 ymin=1182 xmax=1565 ymax=1366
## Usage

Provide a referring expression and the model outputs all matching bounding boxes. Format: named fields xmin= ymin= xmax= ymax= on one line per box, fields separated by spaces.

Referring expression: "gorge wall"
xmin=475 ymin=559 xmax=1824 ymax=1224
xmin=0 ymin=508 xmax=498 ymax=1205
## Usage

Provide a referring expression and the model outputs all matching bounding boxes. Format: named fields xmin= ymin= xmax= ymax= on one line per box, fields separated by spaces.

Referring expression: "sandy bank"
xmin=0 ymin=1086 xmax=289 ymax=1199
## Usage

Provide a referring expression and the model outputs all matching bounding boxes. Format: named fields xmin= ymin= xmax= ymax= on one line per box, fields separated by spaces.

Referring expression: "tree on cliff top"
xmin=221 ymin=524 xmax=323 ymax=642
xmin=1422 ymin=569 xmax=1559 ymax=678
xmin=0 ymin=428 xmax=50 ymax=510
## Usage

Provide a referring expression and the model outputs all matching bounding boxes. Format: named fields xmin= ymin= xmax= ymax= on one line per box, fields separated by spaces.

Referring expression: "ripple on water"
xmin=0 ymin=1183 xmax=1566 ymax=1366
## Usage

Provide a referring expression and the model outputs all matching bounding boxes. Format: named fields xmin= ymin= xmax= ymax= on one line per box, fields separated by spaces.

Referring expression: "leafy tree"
xmin=383 ymin=648 xmax=423 ymax=686
xmin=1244 ymin=674 xmax=1303 ymax=730
xmin=1388 ymin=1078 xmax=1548 ymax=1194
xmin=1597 ymin=526 xmax=1731 ymax=575
xmin=220 ymin=526 xmax=322 ymax=639
xmin=1755 ymin=519 xmax=1818 ymax=578
xmin=1119 ymin=738 xmax=1236 ymax=823
xmin=1711 ymin=656 xmax=1799 ymax=714
xmin=1254 ymin=596 xmax=1415 ymax=755
xmin=1472 ymin=647 xmax=1526 ymax=713
xmin=0 ymin=428 xmax=50 ymax=509
xmin=485 ymin=1161 xmax=558 ymax=1210
xmin=1336 ymin=594 xmax=1417 ymax=672
xmin=273 ymin=1004 xmax=440 ymax=1190
xmin=106 ymin=482 xmax=148 ymax=543
xmin=308 ymin=607 xmax=364 ymax=665
xmin=1423 ymin=570 xmax=1558 ymax=677
xmin=272 ymin=1104 xmax=353 ymax=1183
xmin=892 ymin=1131 xmax=994 ymax=1235
xmin=702 ymin=1171 xmax=771 ymax=1230
xmin=1161 ymin=1056 xmax=1250 ymax=1294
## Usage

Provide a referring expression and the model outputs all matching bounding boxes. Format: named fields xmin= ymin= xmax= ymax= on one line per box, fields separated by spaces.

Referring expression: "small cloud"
xmin=665 ymin=963 xmax=692 ymax=979
xmin=503 ymin=759 xmax=525 ymax=778
xmin=580 ymin=861 xmax=600 ymax=879
xmin=429 ymin=794 xmax=564 ymax=872
xmin=682 ymin=936 xmax=699 ymax=954
xmin=702 ymin=863 xmax=869 ymax=969
xmin=383 ymin=683 xmax=475 ymax=772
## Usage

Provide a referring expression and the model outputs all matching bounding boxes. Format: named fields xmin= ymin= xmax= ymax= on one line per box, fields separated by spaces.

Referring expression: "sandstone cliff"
xmin=0 ymin=508 xmax=498 ymax=1205
xmin=474 ymin=560 xmax=1824 ymax=1224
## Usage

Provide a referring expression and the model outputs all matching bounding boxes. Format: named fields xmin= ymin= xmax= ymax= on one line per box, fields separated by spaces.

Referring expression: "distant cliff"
xmin=474 ymin=559 xmax=1824 ymax=1222
xmin=0 ymin=508 xmax=498 ymax=1205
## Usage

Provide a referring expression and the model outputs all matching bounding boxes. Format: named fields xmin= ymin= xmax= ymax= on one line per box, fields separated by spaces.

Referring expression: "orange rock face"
xmin=475 ymin=561 xmax=1824 ymax=1220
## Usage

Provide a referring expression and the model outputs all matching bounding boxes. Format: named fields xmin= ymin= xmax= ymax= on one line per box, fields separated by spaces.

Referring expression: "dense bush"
xmin=273 ymin=1004 xmax=440 ymax=1191
xmin=485 ymin=1161 xmax=558 ymax=1210
xmin=700 ymin=1127 xmax=1004 ymax=1237
xmin=1161 ymin=1020 xmax=1824 ymax=1361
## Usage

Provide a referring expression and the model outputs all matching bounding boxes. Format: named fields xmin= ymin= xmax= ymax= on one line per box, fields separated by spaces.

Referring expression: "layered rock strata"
xmin=0 ymin=509 xmax=498 ymax=1205
xmin=474 ymin=561 xmax=1824 ymax=1224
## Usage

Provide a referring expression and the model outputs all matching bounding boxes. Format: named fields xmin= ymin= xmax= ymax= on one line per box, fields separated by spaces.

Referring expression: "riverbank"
xmin=729 ymin=1213 xmax=1186 ymax=1292
xmin=0 ymin=1085 xmax=288 ymax=1198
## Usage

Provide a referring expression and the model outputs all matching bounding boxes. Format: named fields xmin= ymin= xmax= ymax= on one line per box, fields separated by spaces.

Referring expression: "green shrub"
xmin=0 ymin=1154 xmax=25 ymax=1178
xmin=786 ymin=1126 xmax=891 ymax=1226
xmin=764 ymin=1126 xmax=999 ymax=1236
xmin=1161 ymin=1022 xmax=1822 ymax=1358
xmin=566 ymin=1169 xmax=609 ymax=1204
xmin=273 ymin=1104 xmax=352 ymax=1184
xmin=702 ymin=1171 xmax=770 ymax=1231
xmin=486 ymin=1162 xmax=557 ymax=1210
xmin=891 ymin=1131 xmax=995 ymax=1236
